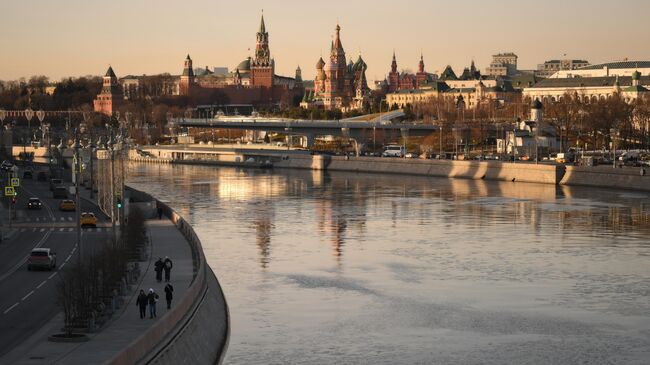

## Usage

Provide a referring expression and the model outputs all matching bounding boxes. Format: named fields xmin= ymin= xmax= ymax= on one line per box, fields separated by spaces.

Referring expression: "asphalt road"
xmin=0 ymin=166 xmax=111 ymax=357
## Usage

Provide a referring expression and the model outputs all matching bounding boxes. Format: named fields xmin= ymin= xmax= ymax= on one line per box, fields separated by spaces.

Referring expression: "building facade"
xmin=485 ymin=53 xmax=518 ymax=77
xmin=306 ymin=24 xmax=370 ymax=111
xmin=548 ymin=60 xmax=650 ymax=79
xmin=93 ymin=66 xmax=124 ymax=117
xmin=523 ymin=71 xmax=649 ymax=103
xmin=536 ymin=59 xmax=590 ymax=78
xmin=386 ymin=52 xmax=436 ymax=92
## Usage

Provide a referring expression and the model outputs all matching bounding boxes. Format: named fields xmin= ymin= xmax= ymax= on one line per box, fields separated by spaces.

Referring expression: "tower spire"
xmin=259 ymin=12 xmax=266 ymax=34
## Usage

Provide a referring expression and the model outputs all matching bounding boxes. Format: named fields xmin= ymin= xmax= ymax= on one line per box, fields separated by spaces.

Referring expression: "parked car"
xmin=49 ymin=178 xmax=63 ymax=191
xmin=27 ymin=248 xmax=56 ymax=271
xmin=53 ymin=186 xmax=68 ymax=199
xmin=59 ymin=199 xmax=76 ymax=211
xmin=23 ymin=170 xmax=33 ymax=179
xmin=80 ymin=212 xmax=97 ymax=227
xmin=37 ymin=171 xmax=48 ymax=181
xmin=27 ymin=197 xmax=43 ymax=210
xmin=405 ymin=152 xmax=419 ymax=159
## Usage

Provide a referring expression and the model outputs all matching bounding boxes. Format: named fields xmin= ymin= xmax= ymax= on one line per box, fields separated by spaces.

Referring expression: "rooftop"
xmin=576 ymin=61 xmax=650 ymax=70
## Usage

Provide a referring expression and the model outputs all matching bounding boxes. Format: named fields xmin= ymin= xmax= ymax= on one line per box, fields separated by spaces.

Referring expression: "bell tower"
xmin=180 ymin=54 xmax=195 ymax=96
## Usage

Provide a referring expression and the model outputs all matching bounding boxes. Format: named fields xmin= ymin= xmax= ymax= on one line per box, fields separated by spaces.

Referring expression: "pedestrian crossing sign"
xmin=4 ymin=186 xmax=15 ymax=196
xmin=10 ymin=177 xmax=19 ymax=187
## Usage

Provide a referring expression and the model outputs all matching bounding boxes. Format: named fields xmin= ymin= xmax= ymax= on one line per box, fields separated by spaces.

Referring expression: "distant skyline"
xmin=1 ymin=0 xmax=650 ymax=82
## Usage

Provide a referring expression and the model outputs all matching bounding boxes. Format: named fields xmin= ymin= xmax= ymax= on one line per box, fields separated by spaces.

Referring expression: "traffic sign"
xmin=4 ymin=186 xmax=15 ymax=196
xmin=10 ymin=178 xmax=19 ymax=187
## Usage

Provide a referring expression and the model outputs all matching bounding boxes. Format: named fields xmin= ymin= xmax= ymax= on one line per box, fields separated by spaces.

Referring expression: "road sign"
xmin=4 ymin=186 xmax=15 ymax=196
xmin=10 ymin=178 xmax=19 ymax=187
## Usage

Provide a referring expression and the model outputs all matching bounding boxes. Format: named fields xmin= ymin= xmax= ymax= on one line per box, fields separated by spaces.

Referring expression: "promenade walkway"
xmin=0 ymin=218 xmax=195 ymax=365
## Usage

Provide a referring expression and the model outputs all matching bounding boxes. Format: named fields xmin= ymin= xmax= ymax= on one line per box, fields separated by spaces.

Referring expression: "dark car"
xmin=23 ymin=170 xmax=33 ymax=179
xmin=53 ymin=186 xmax=68 ymax=199
xmin=49 ymin=178 xmax=63 ymax=191
xmin=27 ymin=197 xmax=43 ymax=210
xmin=37 ymin=171 xmax=48 ymax=181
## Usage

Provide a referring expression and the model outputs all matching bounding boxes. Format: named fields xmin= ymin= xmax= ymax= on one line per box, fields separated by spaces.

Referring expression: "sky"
xmin=1 ymin=0 xmax=650 ymax=83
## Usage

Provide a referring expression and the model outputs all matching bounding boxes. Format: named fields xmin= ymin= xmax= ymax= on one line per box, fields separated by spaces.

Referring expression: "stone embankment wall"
xmin=133 ymin=146 xmax=650 ymax=191
xmin=274 ymin=154 xmax=562 ymax=184
xmin=560 ymin=165 xmax=650 ymax=191
xmin=109 ymin=187 xmax=229 ymax=365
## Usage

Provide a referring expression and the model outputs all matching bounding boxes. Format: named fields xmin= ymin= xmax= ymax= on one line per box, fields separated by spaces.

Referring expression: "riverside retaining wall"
xmin=560 ymin=165 xmax=650 ymax=191
xmin=108 ymin=187 xmax=229 ymax=365
xmin=274 ymin=154 xmax=563 ymax=184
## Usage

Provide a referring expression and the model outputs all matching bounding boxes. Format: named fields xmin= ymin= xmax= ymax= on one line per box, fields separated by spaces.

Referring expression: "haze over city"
xmin=2 ymin=0 xmax=650 ymax=81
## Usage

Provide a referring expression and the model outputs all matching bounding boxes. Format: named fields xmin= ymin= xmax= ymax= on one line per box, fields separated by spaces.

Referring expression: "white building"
xmin=497 ymin=100 xmax=561 ymax=158
xmin=549 ymin=60 xmax=650 ymax=78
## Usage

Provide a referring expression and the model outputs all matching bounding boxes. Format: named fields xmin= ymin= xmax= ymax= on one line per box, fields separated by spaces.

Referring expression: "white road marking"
xmin=32 ymin=228 xmax=36 ymax=232
xmin=68 ymin=228 xmax=73 ymax=232
xmin=67 ymin=217 xmax=73 ymax=221
xmin=51 ymin=217 xmax=56 ymax=222
xmin=37 ymin=280 xmax=47 ymax=289
xmin=60 ymin=217 xmax=65 ymax=221
xmin=35 ymin=217 xmax=40 ymax=222
xmin=39 ymin=228 xmax=45 ymax=232
xmin=20 ymin=228 xmax=26 ymax=232
xmin=3 ymin=302 xmax=19 ymax=314
xmin=48 ymin=273 xmax=57 ymax=280
xmin=22 ymin=291 xmax=34 ymax=301
xmin=59 ymin=262 xmax=66 ymax=269
xmin=59 ymin=228 xmax=64 ymax=232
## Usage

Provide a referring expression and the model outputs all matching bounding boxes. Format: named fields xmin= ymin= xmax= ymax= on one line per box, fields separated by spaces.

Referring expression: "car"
xmin=81 ymin=212 xmax=97 ymax=227
xmin=23 ymin=170 xmax=33 ymax=179
xmin=53 ymin=186 xmax=68 ymax=199
xmin=59 ymin=199 xmax=76 ymax=211
xmin=27 ymin=197 xmax=43 ymax=210
xmin=405 ymin=153 xmax=419 ymax=159
xmin=37 ymin=171 xmax=48 ymax=181
xmin=27 ymin=248 xmax=56 ymax=271
xmin=49 ymin=178 xmax=63 ymax=191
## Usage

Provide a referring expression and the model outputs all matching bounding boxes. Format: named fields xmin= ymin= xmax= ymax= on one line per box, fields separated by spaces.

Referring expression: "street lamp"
xmin=89 ymin=138 xmax=96 ymax=199
xmin=107 ymin=132 xmax=117 ymax=242
xmin=610 ymin=127 xmax=618 ymax=168
xmin=71 ymin=134 xmax=82 ymax=264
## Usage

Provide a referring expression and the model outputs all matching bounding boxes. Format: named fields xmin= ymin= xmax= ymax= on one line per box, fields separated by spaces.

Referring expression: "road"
xmin=0 ymin=166 xmax=111 ymax=357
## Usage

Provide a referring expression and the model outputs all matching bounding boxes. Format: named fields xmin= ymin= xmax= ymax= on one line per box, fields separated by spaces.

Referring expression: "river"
xmin=128 ymin=163 xmax=650 ymax=365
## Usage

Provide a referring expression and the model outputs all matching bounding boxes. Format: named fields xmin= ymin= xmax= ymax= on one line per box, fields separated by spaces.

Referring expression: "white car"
xmin=27 ymin=248 xmax=56 ymax=271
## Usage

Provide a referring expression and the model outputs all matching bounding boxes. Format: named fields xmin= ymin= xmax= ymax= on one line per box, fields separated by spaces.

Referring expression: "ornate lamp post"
xmin=71 ymin=133 xmax=82 ymax=264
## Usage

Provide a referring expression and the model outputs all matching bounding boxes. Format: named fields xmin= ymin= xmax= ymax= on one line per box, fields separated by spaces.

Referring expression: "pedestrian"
xmin=136 ymin=289 xmax=148 ymax=319
xmin=147 ymin=288 xmax=159 ymax=318
xmin=157 ymin=207 xmax=163 ymax=219
xmin=154 ymin=258 xmax=164 ymax=282
xmin=163 ymin=256 xmax=173 ymax=282
xmin=164 ymin=283 xmax=174 ymax=309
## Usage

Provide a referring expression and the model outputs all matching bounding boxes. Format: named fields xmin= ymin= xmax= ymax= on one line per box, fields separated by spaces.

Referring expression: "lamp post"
xmin=89 ymin=138 xmax=96 ymax=199
xmin=107 ymin=131 xmax=117 ymax=243
xmin=610 ymin=127 xmax=618 ymax=168
xmin=439 ymin=124 xmax=443 ymax=159
xmin=71 ymin=134 xmax=82 ymax=264
xmin=452 ymin=127 xmax=457 ymax=160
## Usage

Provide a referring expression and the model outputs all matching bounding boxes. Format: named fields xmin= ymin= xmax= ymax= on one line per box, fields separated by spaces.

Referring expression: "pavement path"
xmin=0 ymin=218 xmax=195 ymax=365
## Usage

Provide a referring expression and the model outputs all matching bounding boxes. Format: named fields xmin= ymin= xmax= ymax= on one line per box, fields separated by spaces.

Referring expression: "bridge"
xmin=174 ymin=110 xmax=439 ymax=148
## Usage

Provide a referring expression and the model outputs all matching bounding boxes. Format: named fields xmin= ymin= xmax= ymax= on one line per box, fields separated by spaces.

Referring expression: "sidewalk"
xmin=1 ymin=218 xmax=195 ymax=365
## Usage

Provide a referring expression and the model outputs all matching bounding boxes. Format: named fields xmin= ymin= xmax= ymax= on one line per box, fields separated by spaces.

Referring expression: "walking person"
xmin=136 ymin=289 xmax=148 ymax=319
xmin=154 ymin=257 xmax=164 ymax=282
xmin=164 ymin=283 xmax=174 ymax=309
xmin=147 ymin=288 xmax=159 ymax=319
xmin=157 ymin=206 xmax=163 ymax=219
xmin=163 ymin=256 xmax=173 ymax=282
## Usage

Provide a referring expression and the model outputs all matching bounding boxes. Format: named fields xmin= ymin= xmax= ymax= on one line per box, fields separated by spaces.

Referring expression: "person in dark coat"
xmin=163 ymin=256 xmax=173 ymax=282
xmin=157 ymin=207 xmax=163 ymax=219
xmin=154 ymin=258 xmax=164 ymax=282
xmin=164 ymin=283 xmax=174 ymax=309
xmin=147 ymin=288 xmax=159 ymax=318
xmin=135 ymin=289 xmax=148 ymax=319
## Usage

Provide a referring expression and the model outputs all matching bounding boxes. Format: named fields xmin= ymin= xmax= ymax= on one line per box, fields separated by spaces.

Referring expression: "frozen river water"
xmin=128 ymin=163 xmax=650 ymax=364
